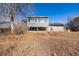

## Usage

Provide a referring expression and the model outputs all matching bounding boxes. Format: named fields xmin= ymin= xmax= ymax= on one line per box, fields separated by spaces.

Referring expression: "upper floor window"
xmin=28 ymin=18 xmax=37 ymax=23
xmin=38 ymin=18 xmax=47 ymax=23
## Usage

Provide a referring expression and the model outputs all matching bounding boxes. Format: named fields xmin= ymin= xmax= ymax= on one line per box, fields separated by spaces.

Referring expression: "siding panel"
xmin=27 ymin=23 xmax=48 ymax=27
xmin=48 ymin=26 xmax=64 ymax=31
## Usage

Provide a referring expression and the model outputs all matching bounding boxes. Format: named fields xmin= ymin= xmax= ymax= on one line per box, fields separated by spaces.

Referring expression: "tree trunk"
xmin=10 ymin=20 xmax=14 ymax=33
xmin=9 ymin=16 xmax=14 ymax=33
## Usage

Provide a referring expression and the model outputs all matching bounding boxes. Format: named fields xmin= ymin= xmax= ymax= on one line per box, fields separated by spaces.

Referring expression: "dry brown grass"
xmin=14 ymin=22 xmax=27 ymax=34
xmin=0 ymin=32 xmax=79 ymax=56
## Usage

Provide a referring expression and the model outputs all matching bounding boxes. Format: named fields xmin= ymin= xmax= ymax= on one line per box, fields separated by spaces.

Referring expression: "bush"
xmin=14 ymin=22 xmax=27 ymax=34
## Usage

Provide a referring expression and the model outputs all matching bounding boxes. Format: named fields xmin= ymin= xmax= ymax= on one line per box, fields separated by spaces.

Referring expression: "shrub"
xmin=14 ymin=22 xmax=27 ymax=34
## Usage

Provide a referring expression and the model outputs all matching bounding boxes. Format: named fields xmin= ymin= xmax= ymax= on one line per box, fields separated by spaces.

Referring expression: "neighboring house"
xmin=27 ymin=16 xmax=49 ymax=31
xmin=48 ymin=23 xmax=65 ymax=31
xmin=0 ymin=21 xmax=11 ymax=33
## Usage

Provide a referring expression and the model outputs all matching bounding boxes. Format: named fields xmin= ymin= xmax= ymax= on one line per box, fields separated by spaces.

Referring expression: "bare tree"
xmin=0 ymin=3 xmax=33 ymax=33
xmin=66 ymin=16 xmax=79 ymax=31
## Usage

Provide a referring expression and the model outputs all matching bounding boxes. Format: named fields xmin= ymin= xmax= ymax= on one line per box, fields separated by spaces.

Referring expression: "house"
xmin=0 ymin=21 xmax=11 ymax=33
xmin=22 ymin=16 xmax=65 ymax=32
xmin=27 ymin=16 xmax=49 ymax=31
xmin=48 ymin=23 xmax=65 ymax=31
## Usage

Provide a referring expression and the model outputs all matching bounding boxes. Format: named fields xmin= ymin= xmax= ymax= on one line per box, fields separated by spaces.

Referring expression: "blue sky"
xmin=33 ymin=3 xmax=79 ymax=24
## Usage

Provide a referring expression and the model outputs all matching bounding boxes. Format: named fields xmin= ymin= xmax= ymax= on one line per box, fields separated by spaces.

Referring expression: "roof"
xmin=27 ymin=16 xmax=48 ymax=18
xmin=49 ymin=23 xmax=64 ymax=26
xmin=0 ymin=22 xmax=10 ymax=24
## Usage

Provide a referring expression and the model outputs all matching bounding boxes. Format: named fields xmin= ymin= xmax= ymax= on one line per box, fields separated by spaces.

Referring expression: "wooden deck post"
xmin=37 ymin=27 xmax=38 ymax=31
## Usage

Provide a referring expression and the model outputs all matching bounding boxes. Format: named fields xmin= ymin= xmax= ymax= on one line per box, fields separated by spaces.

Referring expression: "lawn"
xmin=0 ymin=32 xmax=79 ymax=56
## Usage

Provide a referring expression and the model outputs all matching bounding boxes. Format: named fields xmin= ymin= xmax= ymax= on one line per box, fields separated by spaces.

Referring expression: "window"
xmin=28 ymin=18 xmax=37 ymax=23
xmin=38 ymin=18 xmax=47 ymax=23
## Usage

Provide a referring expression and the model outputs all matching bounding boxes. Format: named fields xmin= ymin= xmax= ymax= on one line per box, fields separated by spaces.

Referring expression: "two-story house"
xmin=27 ymin=16 xmax=49 ymax=31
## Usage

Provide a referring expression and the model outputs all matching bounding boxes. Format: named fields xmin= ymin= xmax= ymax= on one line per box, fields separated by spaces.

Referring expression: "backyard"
xmin=0 ymin=32 xmax=79 ymax=56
